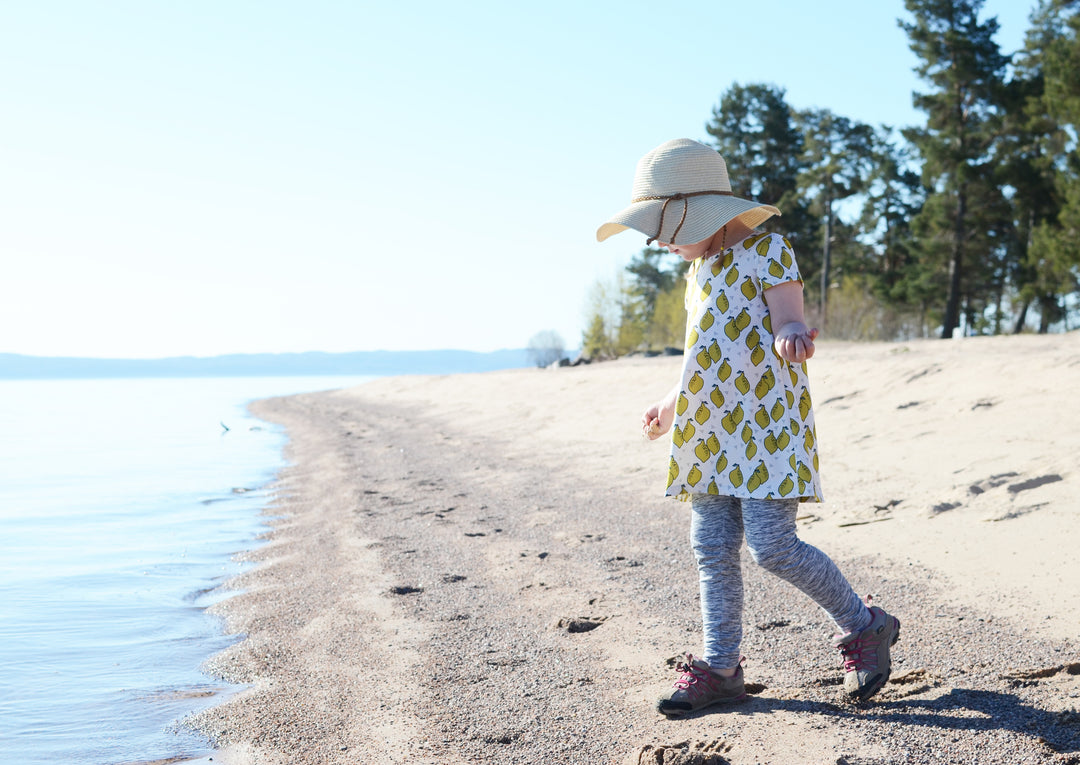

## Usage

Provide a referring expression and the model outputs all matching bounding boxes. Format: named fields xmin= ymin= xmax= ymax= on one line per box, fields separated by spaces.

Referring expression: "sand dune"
xmin=191 ymin=334 xmax=1080 ymax=765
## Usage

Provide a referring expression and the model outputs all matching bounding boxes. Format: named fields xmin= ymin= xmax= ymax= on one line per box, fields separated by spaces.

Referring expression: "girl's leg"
xmin=741 ymin=498 xmax=870 ymax=634
xmin=690 ymin=495 xmax=745 ymax=670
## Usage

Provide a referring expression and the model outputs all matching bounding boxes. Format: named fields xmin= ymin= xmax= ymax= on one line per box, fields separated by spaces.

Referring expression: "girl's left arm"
xmin=763 ymin=281 xmax=819 ymax=363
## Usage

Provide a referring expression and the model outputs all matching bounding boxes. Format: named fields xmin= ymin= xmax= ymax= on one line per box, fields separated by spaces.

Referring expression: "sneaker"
xmin=834 ymin=605 xmax=900 ymax=701
xmin=656 ymin=654 xmax=746 ymax=716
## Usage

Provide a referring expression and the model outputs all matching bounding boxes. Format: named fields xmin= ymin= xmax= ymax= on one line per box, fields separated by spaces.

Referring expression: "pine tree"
xmin=859 ymin=127 xmax=926 ymax=315
xmin=1028 ymin=0 xmax=1080 ymax=330
xmin=994 ymin=0 xmax=1077 ymax=332
xmin=624 ymin=246 xmax=683 ymax=318
xmin=794 ymin=109 xmax=876 ymax=325
xmin=901 ymin=0 xmax=1011 ymax=337
xmin=705 ymin=84 xmax=818 ymax=271
xmin=602 ymin=270 xmax=644 ymax=356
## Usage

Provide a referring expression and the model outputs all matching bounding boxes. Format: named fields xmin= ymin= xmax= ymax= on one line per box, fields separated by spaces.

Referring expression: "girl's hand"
xmin=763 ymin=281 xmax=818 ymax=363
xmin=642 ymin=387 xmax=678 ymax=440
xmin=774 ymin=324 xmax=819 ymax=363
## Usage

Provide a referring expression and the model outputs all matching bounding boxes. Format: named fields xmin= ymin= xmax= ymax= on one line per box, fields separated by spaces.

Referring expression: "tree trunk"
xmin=820 ymin=195 xmax=833 ymax=329
xmin=993 ymin=283 xmax=1003 ymax=335
xmin=1013 ymin=298 xmax=1031 ymax=333
xmin=1037 ymin=293 xmax=1057 ymax=334
xmin=941 ymin=187 xmax=967 ymax=338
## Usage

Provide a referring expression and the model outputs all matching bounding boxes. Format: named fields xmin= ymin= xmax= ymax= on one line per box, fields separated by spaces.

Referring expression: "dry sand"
xmin=188 ymin=334 xmax=1080 ymax=764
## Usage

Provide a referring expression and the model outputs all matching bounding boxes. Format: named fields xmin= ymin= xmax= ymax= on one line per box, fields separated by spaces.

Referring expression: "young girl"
xmin=597 ymin=138 xmax=899 ymax=714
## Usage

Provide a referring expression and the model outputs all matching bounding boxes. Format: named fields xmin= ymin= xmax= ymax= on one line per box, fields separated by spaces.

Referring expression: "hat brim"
xmin=596 ymin=196 xmax=780 ymax=245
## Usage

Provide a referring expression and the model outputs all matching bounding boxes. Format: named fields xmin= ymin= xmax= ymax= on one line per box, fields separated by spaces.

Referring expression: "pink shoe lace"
xmin=837 ymin=595 xmax=878 ymax=671
xmin=838 ymin=637 xmax=872 ymax=671
xmin=672 ymin=654 xmax=735 ymax=699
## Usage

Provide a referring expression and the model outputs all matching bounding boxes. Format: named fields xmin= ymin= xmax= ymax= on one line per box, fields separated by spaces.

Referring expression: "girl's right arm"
xmin=763 ymin=281 xmax=819 ymax=363
xmin=642 ymin=384 xmax=680 ymax=439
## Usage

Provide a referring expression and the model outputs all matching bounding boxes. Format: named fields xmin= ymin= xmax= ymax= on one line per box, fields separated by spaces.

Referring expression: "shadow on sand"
xmin=674 ymin=686 xmax=1080 ymax=761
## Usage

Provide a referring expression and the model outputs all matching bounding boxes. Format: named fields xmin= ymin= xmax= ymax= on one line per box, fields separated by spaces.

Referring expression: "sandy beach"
xmin=189 ymin=334 xmax=1080 ymax=764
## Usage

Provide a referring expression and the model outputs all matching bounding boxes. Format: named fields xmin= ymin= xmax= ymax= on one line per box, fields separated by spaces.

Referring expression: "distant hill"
xmin=0 ymin=349 xmax=540 ymax=380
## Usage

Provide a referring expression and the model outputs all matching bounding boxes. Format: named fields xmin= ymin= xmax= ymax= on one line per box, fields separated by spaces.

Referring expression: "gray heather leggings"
xmin=691 ymin=494 xmax=870 ymax=670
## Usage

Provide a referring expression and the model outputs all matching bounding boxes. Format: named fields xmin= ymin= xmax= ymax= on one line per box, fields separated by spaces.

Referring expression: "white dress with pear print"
xmin=666 ymin=232 xmax=823 ymax=502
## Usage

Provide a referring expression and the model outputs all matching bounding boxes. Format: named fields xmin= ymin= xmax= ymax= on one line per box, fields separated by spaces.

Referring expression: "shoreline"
xmin=188 ymin=335 xmax=1080 ymax=764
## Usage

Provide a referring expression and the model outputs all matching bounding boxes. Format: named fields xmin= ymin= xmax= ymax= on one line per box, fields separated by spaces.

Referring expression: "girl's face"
xmin=657 ymin=230 xmax=721 ymax=262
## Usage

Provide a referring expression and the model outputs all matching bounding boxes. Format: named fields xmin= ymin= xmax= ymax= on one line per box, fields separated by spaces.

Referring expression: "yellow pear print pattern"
xmin=667 ymin=233 xmax=823 ymax=502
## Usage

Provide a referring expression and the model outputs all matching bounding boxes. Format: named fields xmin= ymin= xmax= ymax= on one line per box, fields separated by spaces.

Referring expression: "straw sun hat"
xmin=596 ymin=138 xmax=780 ymax=246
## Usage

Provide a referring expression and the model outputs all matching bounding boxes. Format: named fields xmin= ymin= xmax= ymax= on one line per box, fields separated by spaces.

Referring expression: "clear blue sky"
xmin=1 ymin=0 xmax=1032 ymax=359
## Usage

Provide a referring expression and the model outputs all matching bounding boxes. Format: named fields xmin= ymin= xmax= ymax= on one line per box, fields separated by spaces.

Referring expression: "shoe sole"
xmin=848 ymin=618 xmax=901 ymax=703
xmin=657 ymin=692 xmax=748 ymax=717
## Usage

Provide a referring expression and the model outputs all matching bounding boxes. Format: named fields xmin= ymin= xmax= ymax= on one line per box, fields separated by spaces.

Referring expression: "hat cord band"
xmin=634 ymin=190 xmax=733 ymax=245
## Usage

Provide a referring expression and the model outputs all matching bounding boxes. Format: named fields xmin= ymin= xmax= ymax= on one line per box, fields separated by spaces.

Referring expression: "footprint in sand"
xmin=931 ymin=501 xmax=961 ymax=514
xmin=553 ymin=616 xmax=607 ymax=634
xmin=1002 ymin=662 xmax=1080 ymax=686
xmin=754 ymin=619 xmax=791 ymax=631
xmin=1007 ymin=474 xmax=1063 ymax=494
xmin=632 ymin=738 xmax=732 ymax=765
xmin=968 ymin=472 xmax=1020 ymax=494
xmin=880 ymin=667 xmax=936 ymax=699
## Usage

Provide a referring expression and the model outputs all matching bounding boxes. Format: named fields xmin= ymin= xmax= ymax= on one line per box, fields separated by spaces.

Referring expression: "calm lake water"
xmin=0 ymin=376 xmax=375 ymax=765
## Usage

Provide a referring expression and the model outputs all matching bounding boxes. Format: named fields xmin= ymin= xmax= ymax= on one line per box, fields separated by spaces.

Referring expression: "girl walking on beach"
xmin=596 ymin=138 xmax=899 ymax=715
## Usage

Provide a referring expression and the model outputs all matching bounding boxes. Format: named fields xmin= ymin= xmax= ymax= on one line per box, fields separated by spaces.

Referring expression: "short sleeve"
xmin=754 ymin=233 xmax=802 ymax=290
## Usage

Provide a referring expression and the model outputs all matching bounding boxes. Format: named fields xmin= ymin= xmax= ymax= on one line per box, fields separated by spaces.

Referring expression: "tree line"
xmin=583 ymin=0 xmax=1080 ymax=358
